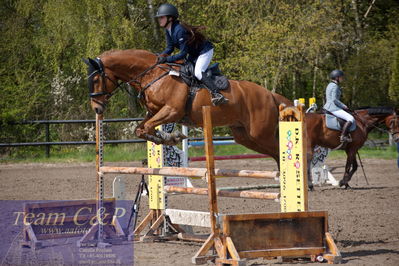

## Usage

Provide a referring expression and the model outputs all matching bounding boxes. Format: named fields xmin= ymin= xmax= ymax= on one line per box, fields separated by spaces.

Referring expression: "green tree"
xmin=1 ymin=0 xmax=399 ymax=156
xmin=389 ymin=44 xmax=399 ymax=103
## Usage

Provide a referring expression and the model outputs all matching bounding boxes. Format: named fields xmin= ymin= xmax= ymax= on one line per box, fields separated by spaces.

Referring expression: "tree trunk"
xmin=127 ymin=84 xmax=139 ymax=116
xmin=147 ymin=0 xmax=160 ymax=43
xmin=350 ymin=0 xmax=363 ymax=107
xmin=292 ymin=71 xmax=296 ymax=100
xmin=312 ymin=57 xmax=318 ymax=98
xmin=272 ymin=54 xmax=284 ymax=93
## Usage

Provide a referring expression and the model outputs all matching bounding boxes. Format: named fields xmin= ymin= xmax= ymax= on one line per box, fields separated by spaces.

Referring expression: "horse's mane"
xmin=99 ymin=49 xmax=154 ymax=58
xmin=356 ymin=106 xmax=394 ymax=115
xmin=99 ymin=49 xmax=121 ymax=56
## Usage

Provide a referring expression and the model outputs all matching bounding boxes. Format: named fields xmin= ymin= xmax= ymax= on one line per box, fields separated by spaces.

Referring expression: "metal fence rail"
xmin=0 ymin=118 xmax=234 ymax=157
xmin=1 ymin=118 xmax=144 ymax=157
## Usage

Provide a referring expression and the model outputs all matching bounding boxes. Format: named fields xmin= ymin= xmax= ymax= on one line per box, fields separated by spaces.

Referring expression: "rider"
xmin=154 ymin=3 xmax=228 ymax=106
xmin=324 ymin=70 xmax=355 ymax=143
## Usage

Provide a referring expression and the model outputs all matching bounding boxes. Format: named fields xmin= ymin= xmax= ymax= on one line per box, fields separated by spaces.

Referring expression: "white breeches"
xmin=331 ymin=109 xmax=355 ymax=123
xmin=194 ymin=49 xmax=214 ymax=80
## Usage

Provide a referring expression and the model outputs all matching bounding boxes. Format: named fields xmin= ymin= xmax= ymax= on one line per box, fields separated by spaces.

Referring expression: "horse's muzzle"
xmin=94 ymin=107 xmax=103 ymax=114
xmin=91 ymin=99 xmax=106 ymax=114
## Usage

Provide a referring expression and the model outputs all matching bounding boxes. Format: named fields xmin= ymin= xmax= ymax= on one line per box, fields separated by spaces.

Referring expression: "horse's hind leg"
xmin=339 ymin=150 xmax=358 ymax=188
xmin=135 ymin=106 xmax=186 ymax=145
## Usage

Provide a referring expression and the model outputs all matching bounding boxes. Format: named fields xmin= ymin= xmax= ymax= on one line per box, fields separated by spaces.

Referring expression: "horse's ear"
xmin=82 ymin=58 xmax=90 ymax=66
xmin=88 ymin=58 xmax=100 ymax=70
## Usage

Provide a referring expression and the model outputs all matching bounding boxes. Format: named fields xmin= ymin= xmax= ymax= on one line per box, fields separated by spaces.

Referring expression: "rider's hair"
xmin=166 ymin=15 xmax=207 ymax=49
xmin=180 ymin=21 xmax=207 ymax=49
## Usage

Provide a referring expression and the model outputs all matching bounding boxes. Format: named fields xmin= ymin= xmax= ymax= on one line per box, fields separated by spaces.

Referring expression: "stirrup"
xmin=211 ymin=93 xmax=229 ymax=106
xmin=340 ymin=135 xmax=352 ymax=143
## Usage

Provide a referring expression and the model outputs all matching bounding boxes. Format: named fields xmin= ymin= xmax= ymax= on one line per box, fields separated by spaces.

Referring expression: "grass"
xmin=327 ymin=145 xmax=397 ymax=159
xmin=0 ymin=144 xmax=147 ymax=163
xmin=1 ymin=142 xmax=397 ymax=164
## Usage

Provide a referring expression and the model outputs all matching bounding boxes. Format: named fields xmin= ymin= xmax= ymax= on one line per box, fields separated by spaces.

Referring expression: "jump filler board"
xmin=148 ymin=125 xmax=189 ymax=210
xmin=279 ymin=120 xmax=308 ymax=212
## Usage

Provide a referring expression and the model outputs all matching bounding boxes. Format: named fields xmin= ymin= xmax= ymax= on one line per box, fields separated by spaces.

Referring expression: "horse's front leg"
xmin=135 ymin=106 xmax=186 ymax=145
xmin=134 ymin=113 xmax=164 ymax=144
xmin=135 ymin=112 xmax=152 ymax=136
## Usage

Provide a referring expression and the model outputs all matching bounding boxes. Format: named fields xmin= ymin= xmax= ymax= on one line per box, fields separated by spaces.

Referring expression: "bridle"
xmin=388 ymin=112 xmax=399 ymax=137
xmin=84 ymin=57 xmax=123 ymax=109
xmin=85 ymin=57 xmax=176 ymax=108
xmin=352 ymin=109 xmax=399 ymax=137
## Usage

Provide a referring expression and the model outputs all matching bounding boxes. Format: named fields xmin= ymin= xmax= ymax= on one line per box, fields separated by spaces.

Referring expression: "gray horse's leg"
xmin=307 ymin=154 xmax=314 ymax=190
xmin=154 ymin=130 xmax=187 ymax=145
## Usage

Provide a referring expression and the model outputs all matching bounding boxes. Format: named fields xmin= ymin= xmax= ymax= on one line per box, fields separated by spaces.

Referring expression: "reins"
xmin=124 ymin=62 xmax=184 ymax=99
xmin=351 ymin=110 xmax=397 ymax=135
xmin=88 ymin=58 xmax=184 ymax=104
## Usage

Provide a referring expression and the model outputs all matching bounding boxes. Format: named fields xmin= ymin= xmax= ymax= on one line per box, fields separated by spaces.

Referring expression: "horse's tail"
xmin=271 ymin=92 xmax=294 ymax=110
xmin=269 ymin=92 xmax=293 ymax=140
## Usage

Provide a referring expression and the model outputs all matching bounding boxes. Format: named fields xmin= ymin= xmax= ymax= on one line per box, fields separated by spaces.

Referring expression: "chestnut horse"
xmin=84 ymin=49 xmax=398 ymax=189
xmin=305 ymin=107 xmax=399 ymax=188
xmin=84 ymin=49 xmax=291 ymax=164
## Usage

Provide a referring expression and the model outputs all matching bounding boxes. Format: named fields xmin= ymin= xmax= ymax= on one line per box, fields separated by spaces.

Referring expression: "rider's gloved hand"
xmin=157 ymin=56 xmax=167 ymax=64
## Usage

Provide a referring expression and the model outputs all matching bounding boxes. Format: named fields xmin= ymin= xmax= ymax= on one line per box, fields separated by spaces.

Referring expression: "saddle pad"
xmin=325 ymin=114 xmax=356 ymax=132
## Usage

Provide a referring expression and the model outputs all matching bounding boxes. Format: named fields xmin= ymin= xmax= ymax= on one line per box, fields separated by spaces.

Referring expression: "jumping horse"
xmin=305 ymin=107 xmax=399 ymax=188
xmin=84 ymin=49 xmax=399 ymax=188
xmin=84 ymin=49 xmax=292 ymax=164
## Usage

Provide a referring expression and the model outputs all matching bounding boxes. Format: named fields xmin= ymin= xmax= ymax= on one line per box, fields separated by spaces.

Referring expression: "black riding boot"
xmin=340 ymin=121 xmax=352 ymax=143
xmin=201 ymin=72 xmax=229 ymax=106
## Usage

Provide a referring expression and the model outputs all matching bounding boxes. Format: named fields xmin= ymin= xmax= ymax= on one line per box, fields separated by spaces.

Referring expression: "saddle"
xmin=169 ymin=61 xmax=229 ymax=124
xmin=176 ymin=61 xmax=230 ymax=92
xmin=322 ymin=109 xmax=356 ymax=132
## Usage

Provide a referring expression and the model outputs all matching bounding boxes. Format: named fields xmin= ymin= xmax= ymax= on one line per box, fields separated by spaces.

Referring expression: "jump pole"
xmin=89 ymin=105 xmax=340 ymax=264
xmin=191 ymin=105 xmax=341 ymax=265
xmin=100 ymin=166 xmax=278 ymax=179
xmin=77 ymin=114 xmax=125 ymax=247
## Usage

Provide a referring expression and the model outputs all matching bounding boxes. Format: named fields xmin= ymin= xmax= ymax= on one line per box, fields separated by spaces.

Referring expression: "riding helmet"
xmin=329 ymin=70 xmax=344 ymax=80
xmin=154 ymin=3 xmax=179 ymax=18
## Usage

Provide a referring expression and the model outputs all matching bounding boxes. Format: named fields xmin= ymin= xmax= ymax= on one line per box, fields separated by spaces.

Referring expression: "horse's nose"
xmin=95 ymin=107 xmax=101 ymax=114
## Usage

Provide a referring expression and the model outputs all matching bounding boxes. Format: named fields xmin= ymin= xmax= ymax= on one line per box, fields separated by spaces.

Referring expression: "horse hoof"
xmin=174 ymin=131 xmax=187 ymax=140
xmin=308 ymin=185 xmax=314 ymax=191
xmin=339 ymin=180 xmax=351 ymax=189
xmin=135 ymin=128 xmax=144 ymax=137
xmin=164 ymin=139 xmax=178 ymax=146
xmin=170 ymin=132 xmax=187 ymax=144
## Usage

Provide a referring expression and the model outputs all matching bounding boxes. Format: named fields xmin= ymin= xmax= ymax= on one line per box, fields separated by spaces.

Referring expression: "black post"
xmin=45 ymin=123 xmax=50 ymax=157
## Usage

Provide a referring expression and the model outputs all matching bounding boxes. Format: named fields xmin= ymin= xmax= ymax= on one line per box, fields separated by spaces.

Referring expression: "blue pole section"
xmin=189 ymin=140 xmax=236 ymax=147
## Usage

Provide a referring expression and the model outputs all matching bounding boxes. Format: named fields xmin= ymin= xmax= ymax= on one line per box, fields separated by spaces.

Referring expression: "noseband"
xmin=87 ymin=57 xmax=122 ymax=99
xmin=390 ymin=113 xmax=399 ymax=137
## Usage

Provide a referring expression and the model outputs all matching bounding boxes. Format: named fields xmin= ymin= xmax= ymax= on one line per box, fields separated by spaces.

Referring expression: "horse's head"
xmin=386 ymin=109 xmax=399 ymax=142
xmin=83 ymin=57 xmax=119 ymax=114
